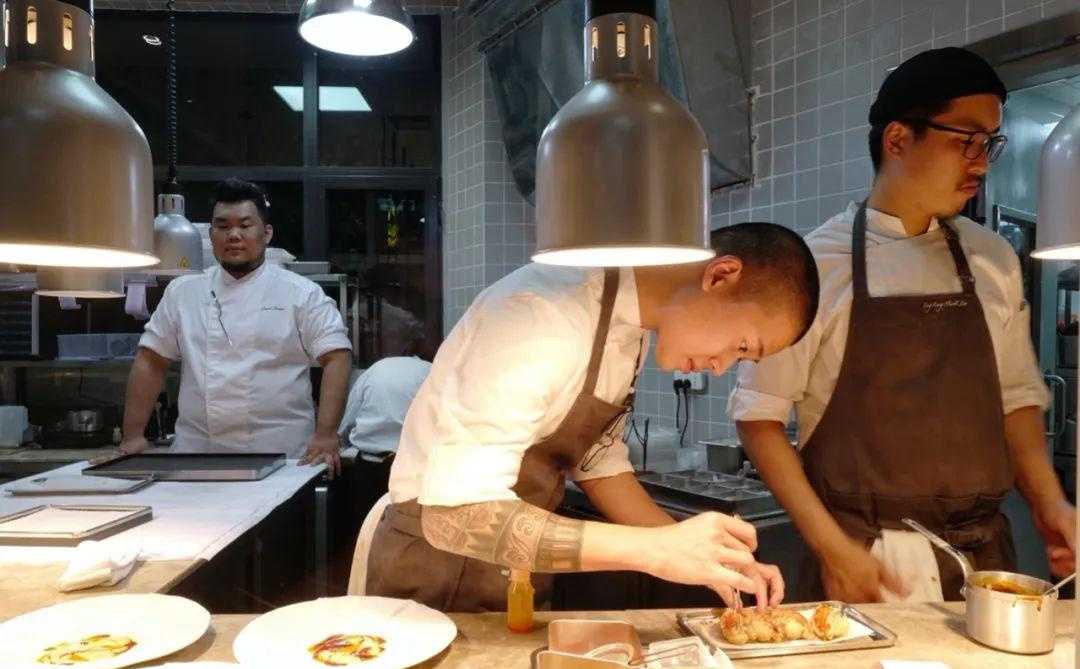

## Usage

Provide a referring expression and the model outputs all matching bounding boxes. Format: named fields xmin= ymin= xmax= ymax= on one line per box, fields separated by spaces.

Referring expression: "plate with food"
xmin=233 ymin=596 xmax=457 ymax=668
xmin=678 ymin=602 xmax=897 ymax=659
xmin=0 ymin=594 xmax=210 ymax=669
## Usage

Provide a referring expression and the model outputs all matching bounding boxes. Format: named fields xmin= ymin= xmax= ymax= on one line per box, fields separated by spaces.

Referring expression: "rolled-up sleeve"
xmin=997 ymin=252 xmax=1050 ymax=414
xmin=727 ymin=317 xmax=820 ymax=425
xmin=139 ymin=282 xmax=181 ymax=361
xmin=298 ymin=286 xmax=351 ymax=361
xmin=570 ymin=432 xmax=634 ymax=483
xmin=420 ymin=295 xmax=586 ymax=507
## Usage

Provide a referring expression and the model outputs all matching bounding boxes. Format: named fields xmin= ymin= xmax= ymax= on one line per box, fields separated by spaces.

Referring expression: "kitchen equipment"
xmin=57 ymin=333 xmax=110 ymax=360
xmin=533 ymin=619 xmax=729 ymax=669
xmin=0 ymin=405 xmax=29 ymax=447
xmin=5 ymin=474 xmax=154 ymax=496
xmin=0 ymin=504 xmax=152 ymax=546
xmin=286 ymin=261 xmax=331 ymax=275
xmin=635 ymin=470 xmax=780 ymax=517
xmin=0 ymin=594 xmax=210 ymax=669
xmin=701 ymin=439 xmax=745 ymax=474
xmin=902 ymin=518 xmax=1057 ymax=654
xmin=678 ymin=602 xmax=897 ymax=660
xmin=83 ymin=453 xmax=287 ymax=482
xmin=233 ymin=596 xmax=455 ymax=668
xmin=64 ymin=409 xmax=104 ymax=434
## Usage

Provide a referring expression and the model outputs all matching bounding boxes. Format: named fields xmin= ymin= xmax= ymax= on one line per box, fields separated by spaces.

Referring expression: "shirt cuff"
xmin=727 ymin=388 xmax=793 ymax=424
xmin=137 ymin=333 xmax=179 ymax=362
xmin=310 ymin=333 xmax=352 ymax=361
xmin=1002 ymin=385 xmax=1051 ymax=415
xmin=570 ymin=442 xmax=634 ymax=482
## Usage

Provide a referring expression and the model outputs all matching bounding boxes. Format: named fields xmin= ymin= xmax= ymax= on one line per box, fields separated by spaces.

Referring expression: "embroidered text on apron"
xmin=798 ymin=202 xmax=1016 ymax=601
xmin=366 ymin=269 xmax=641 ymax=612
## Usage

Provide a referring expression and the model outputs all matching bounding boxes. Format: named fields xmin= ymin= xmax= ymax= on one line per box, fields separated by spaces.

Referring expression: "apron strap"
xmin=582 ymin=268 xmax=620 ymax=395
xmin=851 ymin=201 xmax=977 ymax=300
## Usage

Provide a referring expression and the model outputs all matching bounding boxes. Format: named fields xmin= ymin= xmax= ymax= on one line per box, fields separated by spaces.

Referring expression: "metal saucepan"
xmin=903 ymin=518 xmax=1057 ymax=654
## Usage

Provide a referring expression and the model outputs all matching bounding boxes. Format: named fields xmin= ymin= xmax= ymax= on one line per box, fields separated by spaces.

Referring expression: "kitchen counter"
xmin=117 ymin=601 xmax=1076 ymax=668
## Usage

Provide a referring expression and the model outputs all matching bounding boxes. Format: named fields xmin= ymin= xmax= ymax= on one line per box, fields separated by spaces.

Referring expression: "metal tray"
xmin=636 ymin=470 xmax=778 ymax=516
xmin=0 ymin=504 xmax=152 ymax=546
xmin=5 ymin=475 xmax=155 ymax=496
xmin=82 ymin=453 xmax=287 ymax=481
xmin=677 ymin=602 xmax=897 ymax=660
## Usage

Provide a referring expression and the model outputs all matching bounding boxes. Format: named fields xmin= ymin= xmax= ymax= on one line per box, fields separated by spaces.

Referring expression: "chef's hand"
xmin=1034 ymin=499 xmax=1076 ymax=577
xmin=820 ymin=537 xmax=908 ymax=603
xmin=642 ymin=511 xmax=760 ymax=607
xmin=119 ymin=436 xmax=150 ymax=455
xmin=300 ymin=433 xmax=342 ymax=478
xmin=724 ymin=561 xmax=784 ymax=611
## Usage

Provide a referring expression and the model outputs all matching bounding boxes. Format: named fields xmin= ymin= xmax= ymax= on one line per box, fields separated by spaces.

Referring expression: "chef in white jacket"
xmin=120 ymin=179 xmax=352 ymax=475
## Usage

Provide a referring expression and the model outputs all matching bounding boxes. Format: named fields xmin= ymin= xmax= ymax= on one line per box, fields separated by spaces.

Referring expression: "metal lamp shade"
xmin=1033 ymin=102 xmax=1080 ymax=260
xmin=153 ymin=193 xmax=203 ymax=274
xmin=298 ymin=0 xmax=415 ymax=56
xmin=0 ymin=0 xmax=157 ymax=269
xmin=533 ymin=6 xmax=713 ymax=267
xmin=36 ymin=266 xmax=124 ymax=298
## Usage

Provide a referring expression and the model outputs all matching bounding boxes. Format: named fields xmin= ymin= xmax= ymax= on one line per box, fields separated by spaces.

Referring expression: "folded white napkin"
xmin=57 ymin=540 xmax=140 ymax=592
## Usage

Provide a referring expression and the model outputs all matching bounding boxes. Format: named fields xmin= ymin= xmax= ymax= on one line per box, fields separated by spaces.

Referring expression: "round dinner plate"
xmin=0 ymin=593 xmax=211 ymax=669
xmin=233 ymin=596 xmax=457 ymax=669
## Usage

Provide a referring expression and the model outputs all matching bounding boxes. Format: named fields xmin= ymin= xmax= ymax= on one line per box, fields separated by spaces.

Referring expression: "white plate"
xmin=0 ymin=593 xmax=210 ymax=669
xmin=233 ymin=596 xmax=457 ymax=669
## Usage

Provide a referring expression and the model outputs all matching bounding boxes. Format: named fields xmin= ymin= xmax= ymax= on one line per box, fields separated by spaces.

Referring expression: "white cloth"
xmin=728 ymin=202 xmax=1050 ymax=603
xmin=338 ymin=357 xmax=432 ymax=455
xmin=139 ymin=263 xmax=351 ymax=458
xmin=348 ymin=492 xmax=392 ymax=595
xmin=58 ymin=296 xmax=78 ymax=310
xmin=125 ymin=280 xmax=150 ymax=320
xmin=390 ymin=265 xmax=649 ymax=506
xmin=57 ymin=540 xmax=140 ymax=592
xmin=728 ymin=201 xmax=1049 ymax=446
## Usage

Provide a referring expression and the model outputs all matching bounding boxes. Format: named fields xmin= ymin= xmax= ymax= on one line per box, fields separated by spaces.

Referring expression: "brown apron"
xmin=365 ymin=268 xmax=640 ymax=612
xmin=798 ymin=202 xmax=1016 ymax=602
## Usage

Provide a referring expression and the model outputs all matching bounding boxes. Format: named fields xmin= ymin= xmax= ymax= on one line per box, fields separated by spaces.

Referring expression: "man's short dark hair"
xmin=710 ymin=222 xmax=820 ymax=345
xmin=868 ymin=98 xmax=953 ymax=172
xmin=213 ymin=178 xmax=271 ymax=224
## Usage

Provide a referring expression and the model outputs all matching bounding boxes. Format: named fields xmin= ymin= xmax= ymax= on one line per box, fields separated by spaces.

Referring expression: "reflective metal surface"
xmin=298 ymin=0 xmax=415 ymax=56
xmin=0 ymin=0 xmax=156 ymax=268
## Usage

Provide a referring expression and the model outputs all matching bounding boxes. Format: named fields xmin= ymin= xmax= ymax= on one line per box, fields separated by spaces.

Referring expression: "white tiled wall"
xmin=439 ymin=0 xmax=1080 ymax=445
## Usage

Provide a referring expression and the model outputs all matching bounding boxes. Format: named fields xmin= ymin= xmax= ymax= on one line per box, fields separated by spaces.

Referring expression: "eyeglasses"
xmin=901 ymin=118 xmax=1008 ymax=163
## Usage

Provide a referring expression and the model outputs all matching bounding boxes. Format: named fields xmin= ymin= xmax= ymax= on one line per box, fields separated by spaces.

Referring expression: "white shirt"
xmin=729 ymin=202 xmax=1049 ymax=447
xmin=389 ymin=264 xmax=649 ymax=506
xmin=139 ymin=263 xmax=351 ymax=457
xmin=338 ymin=356 xmax=432 ymax=455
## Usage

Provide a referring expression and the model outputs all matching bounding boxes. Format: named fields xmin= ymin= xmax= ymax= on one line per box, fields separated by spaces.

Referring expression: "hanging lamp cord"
xmin=165 ymin=0 xmax=179 ymax=191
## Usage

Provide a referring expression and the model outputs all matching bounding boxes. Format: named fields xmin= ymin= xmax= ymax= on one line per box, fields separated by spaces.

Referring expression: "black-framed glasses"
xmin=901 ymin=118 xmax=1008 ymax=163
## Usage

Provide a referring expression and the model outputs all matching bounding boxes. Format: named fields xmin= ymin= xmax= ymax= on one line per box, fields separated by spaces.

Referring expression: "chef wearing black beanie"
xmin=734 ymin=46 xmax=1075 ymax=604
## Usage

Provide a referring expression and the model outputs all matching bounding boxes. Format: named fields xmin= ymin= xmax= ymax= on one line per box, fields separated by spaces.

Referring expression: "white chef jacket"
xmin=389 ymin=264 xmax=649 ymax=506
xmin=728 ymin=201 xmax=1050 ymax=602
xmin=338 ymin=356 xmax=432 ymax=456
xmin=139 ymin=263 xmax=351 ymax=457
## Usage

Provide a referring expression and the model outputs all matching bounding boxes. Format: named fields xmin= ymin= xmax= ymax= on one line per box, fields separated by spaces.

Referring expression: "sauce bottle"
xmin=506 ymin=569 xmax=535 ymax=633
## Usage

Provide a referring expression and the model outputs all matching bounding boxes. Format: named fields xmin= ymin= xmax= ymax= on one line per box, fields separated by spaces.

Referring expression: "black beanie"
xmin=868 ymin=47 xmax=1007 ymax=127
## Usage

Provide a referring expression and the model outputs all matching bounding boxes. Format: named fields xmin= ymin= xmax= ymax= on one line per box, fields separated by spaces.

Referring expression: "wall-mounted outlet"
xmin=673 ymin=371 xmax=706 ymax=392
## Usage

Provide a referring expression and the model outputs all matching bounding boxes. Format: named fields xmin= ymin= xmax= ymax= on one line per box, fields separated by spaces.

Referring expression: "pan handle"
xmin=902 ymin=518 xmax=975 ymax=580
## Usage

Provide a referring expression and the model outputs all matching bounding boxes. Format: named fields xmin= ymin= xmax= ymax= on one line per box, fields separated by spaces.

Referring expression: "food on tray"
xmin=712 ymin=604 xmax=850 ymax=645
xmin=809 ymin=603 xmax=850 ymax=640
xmin=37 ymin=634 xmax=137 ymax=664
xmin=308 ymin=634 xmax=387 ymax=665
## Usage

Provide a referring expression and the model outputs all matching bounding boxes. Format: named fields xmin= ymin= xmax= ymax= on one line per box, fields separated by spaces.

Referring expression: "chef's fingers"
xmin=755 ymin=563 xmax=785 ymax=608
xmin=716 ymin=514 xmax=758 ymax=552
xmin=711 ymin=565 xmax=757 ymax=596
xmin=746 ymin=569 xmax=768 ymax=612
xmin=713 ymin=585 xmax=737 ymax=608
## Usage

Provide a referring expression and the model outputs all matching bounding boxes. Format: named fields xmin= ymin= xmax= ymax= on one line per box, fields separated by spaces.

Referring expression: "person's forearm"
xmin=122 ymin=349 xmax=167 ymax=438
xmin=420 ymin=499 xmax=650 ymax=573
xmin=578 ymin=472 xmax=675 ymax=527
xmin=738 ymin=420 xmax=851 ymax=559
xmin=315 ymin=350 xmax=351 ymax=438
xmin=1006 ymin=406 xmax=1067 ymax=515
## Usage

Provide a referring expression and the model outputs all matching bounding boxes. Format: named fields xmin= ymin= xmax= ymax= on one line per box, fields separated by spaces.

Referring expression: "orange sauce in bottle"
xmin=506 ymin=569 xmax=535 ymax=633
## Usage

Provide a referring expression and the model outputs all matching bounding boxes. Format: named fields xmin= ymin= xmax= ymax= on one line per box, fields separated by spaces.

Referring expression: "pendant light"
xmin=533 ymin=0 xmax=713 ymax=267
xmin=152 ymin=0 xmax=201 ymax=275
xmin=298 ymin=0 xmax=414 ymax=57
xmin=36 ymin=266 xmax=124 ymax=298
xmin=0 ymin=0 xmax=157 ymax=268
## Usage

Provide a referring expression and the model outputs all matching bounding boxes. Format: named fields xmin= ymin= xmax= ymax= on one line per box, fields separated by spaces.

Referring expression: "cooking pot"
xmin=904 ymin=518 xmax=1057 ymax=654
